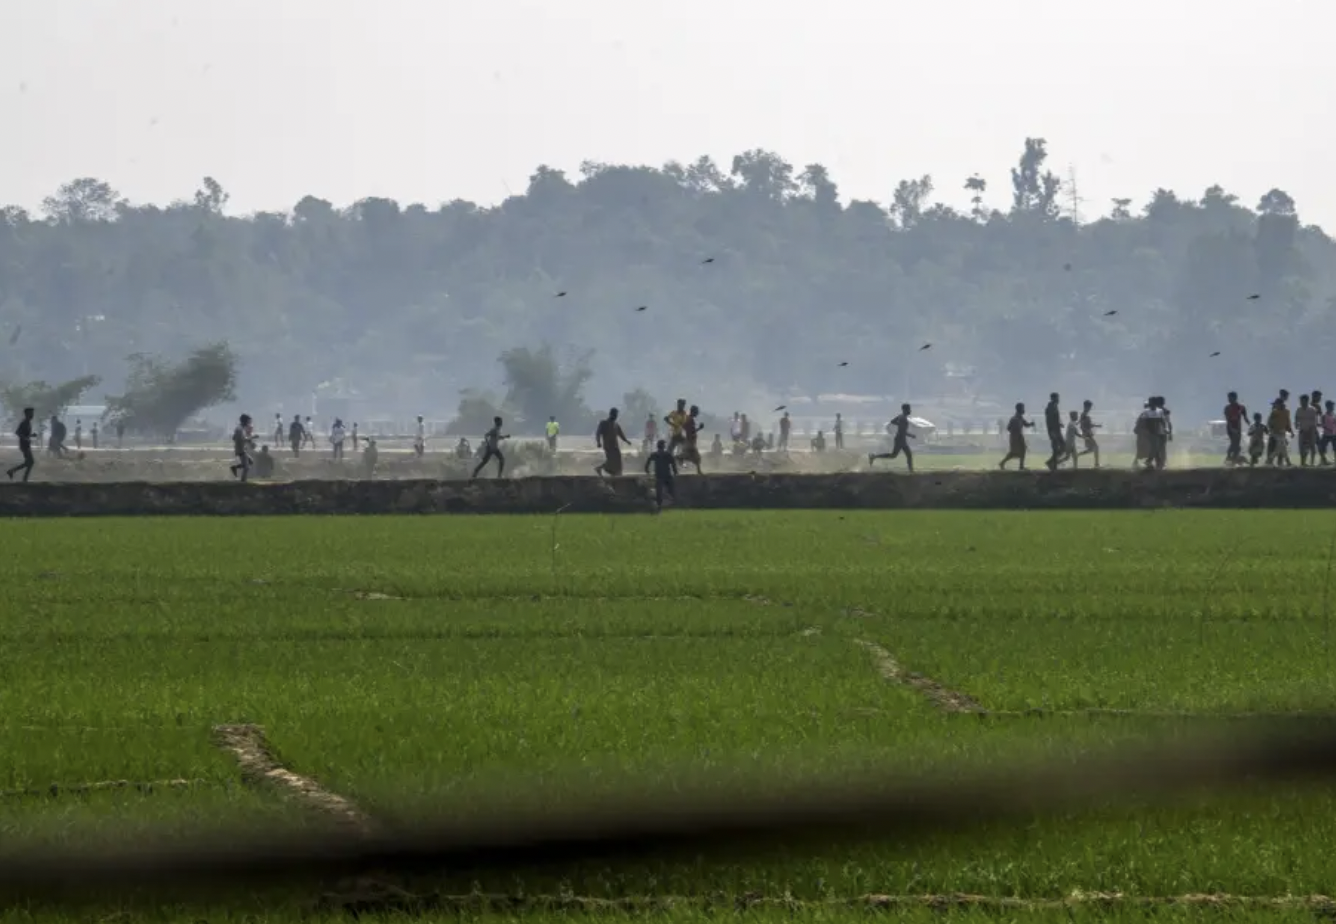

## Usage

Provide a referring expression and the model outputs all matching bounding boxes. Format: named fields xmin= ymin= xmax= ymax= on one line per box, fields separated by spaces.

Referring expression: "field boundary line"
xmin=852 ymin=639 xmax=987 ymax=714
xmin=973 ymin=708 xmax=1336 ymax=721
xmin=211 ymin=724 xmax=375 ymax=834
xmin=320 ymin=889 xmax=1336 ymax=915
xmin=0 ymin=778 xmax=206 ymax=800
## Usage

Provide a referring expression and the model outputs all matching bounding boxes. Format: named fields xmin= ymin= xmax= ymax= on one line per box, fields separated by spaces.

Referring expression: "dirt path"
xmin=211 ymin=723 xmax=375 ymax=834
xmin=852 ymin=639 xmax=987 ymax=714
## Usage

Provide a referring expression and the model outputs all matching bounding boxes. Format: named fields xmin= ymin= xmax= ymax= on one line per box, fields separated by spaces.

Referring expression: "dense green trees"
xmin=1 ymin=138 xmax=1329 ymax=431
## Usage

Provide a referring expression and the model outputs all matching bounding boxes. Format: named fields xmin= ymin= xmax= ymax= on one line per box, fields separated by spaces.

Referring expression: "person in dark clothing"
xmin=644 ymin=439 xmax=678 ymax=511
xmin=6 ymin=407 xmax=35 ymax=482
xmin=999 ymin=402 xmax=1034 ymax=470
xmin=471 ymin=416 xmax=509 ymax=479
xmin=1222 ymin=392 xmax=1247 ymax=466
xmin=230 ymin=414 xmax=255 ymax=481
xmin=288 ymin=415 xmax=304 ymax=457
xmin=1043 ymin=393 xmax=1063 ymax=471
xmin=868 ymin=403 xmax=915 ymax=472
xmin=594 ymin=408 xmax=632 ymax=477
xmin=48 ymin=415 xmax=68 ymax=458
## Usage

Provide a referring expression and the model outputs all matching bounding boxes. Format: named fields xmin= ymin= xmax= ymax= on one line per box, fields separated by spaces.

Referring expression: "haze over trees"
xmin=1 ymin=138 xmax=1330 ymax=432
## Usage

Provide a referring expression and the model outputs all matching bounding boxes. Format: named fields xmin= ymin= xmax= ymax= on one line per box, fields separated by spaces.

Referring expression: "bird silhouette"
xmin=554 ymin=291 xmax=567 ymax=298
xmin=773 ymin=405 xmax=787 ymax=412
xmin=1209 ymin=351 xmax=1221 ymax=358
xmin=1246 ymin=294 xmax=1260 ymax=300
xmin=635 ymin=306 xmax=647 ymax=312
xmin=837 ymin=361 xmax=849 ymax=367
xmin=1103 ymin=310 xmax=1118 ymax=317
xmin=701 ymin=257 xmax=715 ymax=264
xmin=919 ymin=343 xmax=932 ymax=351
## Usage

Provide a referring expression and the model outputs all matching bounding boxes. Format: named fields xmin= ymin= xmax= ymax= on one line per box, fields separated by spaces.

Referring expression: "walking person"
xmin=330 ymin=418 xmax=347 ymax=460
xmin=230 ymin=414 xmax=255 ymax=481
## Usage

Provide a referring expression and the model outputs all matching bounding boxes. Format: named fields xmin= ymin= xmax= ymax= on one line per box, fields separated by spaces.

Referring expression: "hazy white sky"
xmin=3 ymin=0 xmax=1332 ymax=225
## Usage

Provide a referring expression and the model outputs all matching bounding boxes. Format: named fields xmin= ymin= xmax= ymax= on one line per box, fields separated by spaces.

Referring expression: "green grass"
xmin=3 ymin=511 xmax=1336 ymax=921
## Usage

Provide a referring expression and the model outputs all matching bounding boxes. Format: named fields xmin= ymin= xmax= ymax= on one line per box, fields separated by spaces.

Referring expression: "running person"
xmin=594 ymin=408 xmax=632 ymax=477
xmin=1077 ymin=400 xmax=1101 ymax=468
xmin=5 ymin=407 xmax=35 ymax=482
xmin=471 ymin=416 xmax=509 ymax=479
xmin=679 ymin=405 xmax=705 ymax=474
xmin=665 ymin=399 xmax=688 ymax=457
xmin=868 ymin=403 xmax=915 ymax=472
xmin=644 ymin=439 xmax=678 ymax=511
xmin=999 ymin=403 xmax=1034 ymax=470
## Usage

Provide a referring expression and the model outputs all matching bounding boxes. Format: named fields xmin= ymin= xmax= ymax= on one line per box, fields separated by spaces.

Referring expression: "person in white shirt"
xmin=414 ymin=416 xmax=426 ymax=457
xmin=330 ymin=418 xmax=347 ymax=460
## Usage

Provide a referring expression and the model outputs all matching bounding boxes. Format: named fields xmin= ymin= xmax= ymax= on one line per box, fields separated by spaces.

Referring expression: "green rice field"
xmin=4 ymin=510 xmax=1336 ymax=923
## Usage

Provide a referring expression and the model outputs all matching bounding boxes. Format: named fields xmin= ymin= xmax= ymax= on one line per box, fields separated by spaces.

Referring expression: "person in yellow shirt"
xmin=664 ymin=399 xmax=688 ymax=456
xmin=545 ymin=416 xmax=560 ymax=452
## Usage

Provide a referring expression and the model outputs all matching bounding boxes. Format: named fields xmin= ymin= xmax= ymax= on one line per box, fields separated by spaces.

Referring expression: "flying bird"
xmin=773 ymin=405 xmax=787 ymax=412
xmin=837 ymin=361 xmax=849 ymax=367
xmin=1103 ymin=310 xmax=1118 ymax=317
xmin=918 ymin=343 xmax=932 ymax=351
xmin=701 ymin=257 xmax=715 ymax=264
xmin=554 ymin=291 xmax=567 ymax=298
xmin=1209 ymin=351 xmax=1221 ymax=358
xmin=635 ymin=306 xmax=647 ymax=312
xmin=1246 ymin=294 xmax=1260 ymax=300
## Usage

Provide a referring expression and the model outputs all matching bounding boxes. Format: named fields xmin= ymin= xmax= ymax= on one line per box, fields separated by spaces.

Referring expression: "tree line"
xmin=1 ymin=137 xmax=1330 ymax=433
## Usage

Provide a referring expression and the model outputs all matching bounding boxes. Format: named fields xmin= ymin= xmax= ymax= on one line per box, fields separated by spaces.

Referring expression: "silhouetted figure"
xmin=1043 ymin=393 xmax=1064 ymax=472
xmin=74 ymin=419 xmax=82 ymax=451
xmin=351 ymin=422 xmax=360 ymax=451
xmin=455 ymin=437 xmax=471 ymax=459
xmin=680 ymin=405 xmax=705 ymax=474
xmin=254 ymin=445 xmax=274 ymax=478
xmin=5 ymin=407 xmax=35 ymax=482
xmin=230 ymin=414 xmax=255 ymax=481
xmin=778 ymin=412 xmax=791 ymax=451
xmin=999 ymin=403 xmax=1033 ymax=470
xmin=363 ymin=439 xmax=379 ymax=477
xmin=665 ymin=400 xmax=688 ymax=457
xmin=833 ymin=413 xmax=844 ymax=450
xmin=644 ymin=439 xmax=678 ymax=511
xmin=288 ymin=415 xmax=304 ymax=456
xmin=594 ymin=407 xmax=631 ymax=477
xmin=471 ymin=416 xmax=509 ymax=479
xmin=1077 ymin=400 xmax=1101 ymax=468
xmin=869 ymin=403 xmax=915 ymax=472
xmin=546 ymin=416 xmax=560 ymax=452
xmin=48 ymin=415 xmax=67 ymax=458
xmin=1222 ymin=392 xmax=1247 ymax=466
xmin=90 ymin=421 xmax=99 ymax=450
xmin=811 ymin=430 xmax=826 ymax=453
xmin=1296 ymin=394 xmax=1319 ymax=466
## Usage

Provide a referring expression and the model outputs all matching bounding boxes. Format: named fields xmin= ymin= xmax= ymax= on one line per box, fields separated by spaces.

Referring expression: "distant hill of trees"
xmin=2 ymin=137 xmax=1330 ymax=432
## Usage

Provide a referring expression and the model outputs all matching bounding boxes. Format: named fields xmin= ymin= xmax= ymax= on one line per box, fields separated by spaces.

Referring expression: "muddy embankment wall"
xmin=1 ymin=470 xmax=1334 ymax=517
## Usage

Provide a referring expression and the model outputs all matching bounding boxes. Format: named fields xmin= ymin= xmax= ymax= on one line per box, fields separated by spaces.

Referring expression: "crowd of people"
xmin=7 ymin=388 xmax=1331 ymax=489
